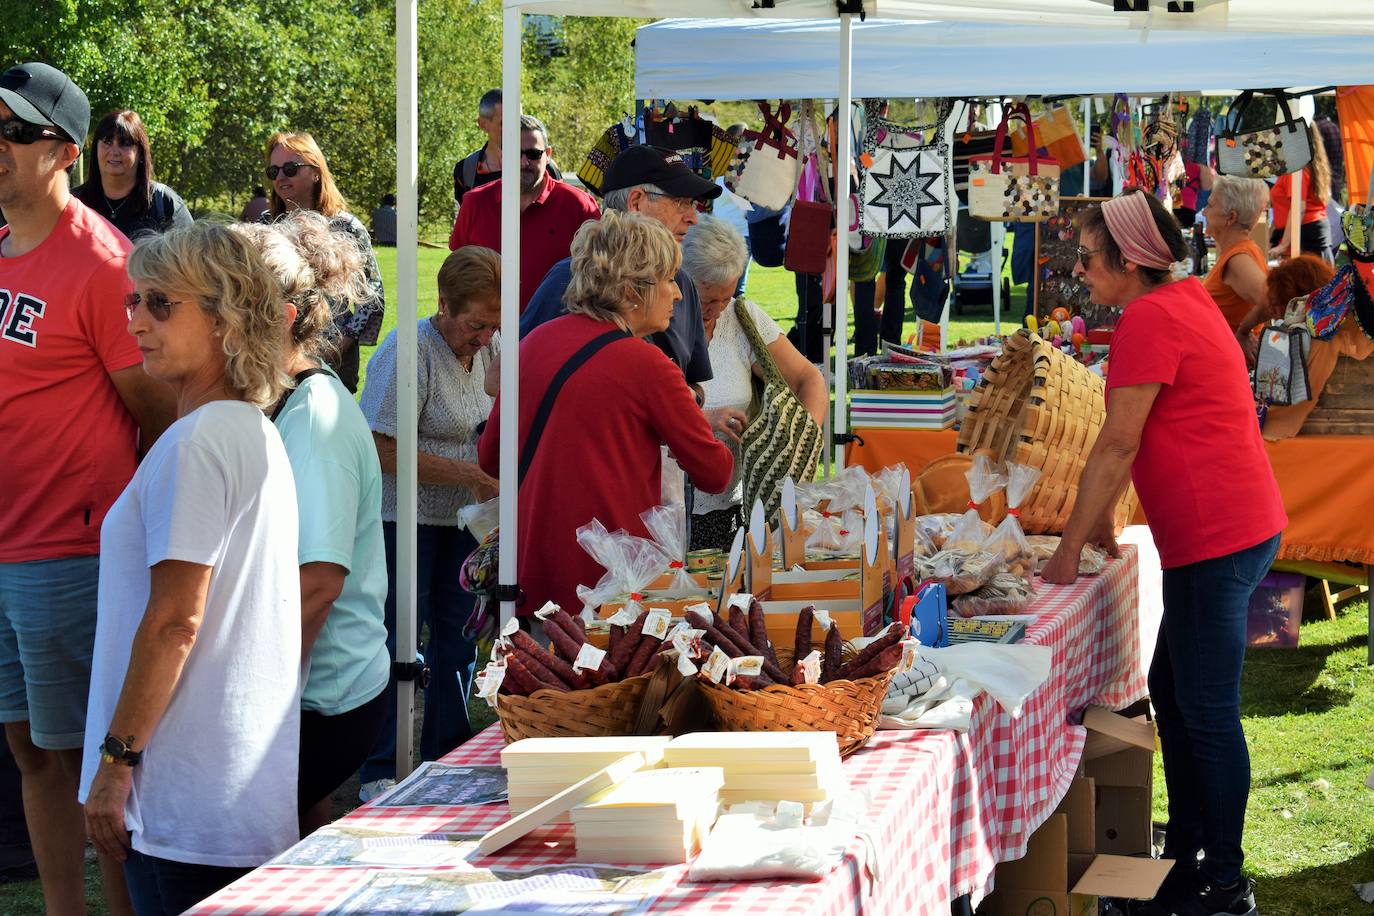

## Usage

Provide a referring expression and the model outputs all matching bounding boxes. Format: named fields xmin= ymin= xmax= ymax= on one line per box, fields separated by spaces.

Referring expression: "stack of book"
xmin=570 ymin=766 xmax=725 ymax=864
xmin=662 ymin=732 xmax=845 ymax=807
xmin=501 ymin=736 xmax=670 ymax=816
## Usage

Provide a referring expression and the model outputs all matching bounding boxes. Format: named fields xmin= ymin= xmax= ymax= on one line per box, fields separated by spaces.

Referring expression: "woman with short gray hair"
xmin=681 ymin=215 xmax=828 ymax=550
xmin=1201 ymin=175 xmax=1270 ymax=347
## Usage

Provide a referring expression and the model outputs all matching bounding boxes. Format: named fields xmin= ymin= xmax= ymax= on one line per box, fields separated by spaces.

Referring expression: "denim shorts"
xmin=0 ymin=555 xmax=100 ymax=749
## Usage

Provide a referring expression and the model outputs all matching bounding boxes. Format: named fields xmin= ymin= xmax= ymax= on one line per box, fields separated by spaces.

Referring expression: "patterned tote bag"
xmin=968 ymin=102 xmax=1061 ymax=223
xmin=1215 ymin=90 xmax=1313 ymax=179
xmin=859 ymin=113 xmax=951 ymax=239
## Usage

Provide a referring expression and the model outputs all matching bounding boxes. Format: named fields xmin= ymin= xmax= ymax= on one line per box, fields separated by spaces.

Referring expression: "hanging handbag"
xmin=907 ymin=239 xmax=952 ymax=324
xmin=1215 ymin=90 xmax=1313 ymax=179
xmin=1011 ymin=105 xmax=1087 ymax=171
xmin=577 ymin=118 xmax=635 ymax=197
xmin=951 ymin=102 xmax=1012 ymax=205
xmin=859 ymin=111 xmax=951 ymax=238
xmin=969 ymin=103 xmax=1060 ymax=223
xmin=727 ymin=101 xmax=802 ymax=211
xmin=785 ymin=110 xmax=835 ymax=275
xmin=736 ymin=299 xmax=824 ymax=521
xmin=1342 ymin=157 xmax=1374 ymax=259
xmin=1252 ymin=323 xmax=1311 ymax=406
xmin=1305 ymin=263 xmax=1357 ymax=340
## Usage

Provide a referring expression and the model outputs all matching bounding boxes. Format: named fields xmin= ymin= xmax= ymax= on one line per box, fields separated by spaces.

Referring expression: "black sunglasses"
xmin=266 ymin=161 xmax=312 ymax=180
xmin=519 ymin=147 xmax=547 ymax=162
xmin=124 ymin=290 xmax=187 ymax=322
xmin=0 ymin=118 xmax=63 ymax=145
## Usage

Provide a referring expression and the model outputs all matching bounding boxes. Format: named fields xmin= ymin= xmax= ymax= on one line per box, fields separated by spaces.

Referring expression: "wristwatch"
xmin=100 ymin=734 xmax=142 ymax=767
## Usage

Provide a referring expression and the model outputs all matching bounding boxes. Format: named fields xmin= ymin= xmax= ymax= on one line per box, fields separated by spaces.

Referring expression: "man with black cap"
xmin=0 ymin=61 xmax=172 ymax=915
xmin=518 ymin=145 xmax=717 ymax=390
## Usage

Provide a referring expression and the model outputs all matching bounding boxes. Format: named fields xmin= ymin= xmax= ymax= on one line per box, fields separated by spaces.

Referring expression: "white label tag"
xmin=606 ymin=606 xmax=640 ymax=628
xmin=726 ymin=592 xmax=753 ymax=613
xmin=727 ymin=655 xmax=764 ymax=685
xmin=475 ymin=662 xmax=505 ymax=708
xmin=669 ymin=625 xmax=704 ymax=677
xmin=683 ymin=601 xmax=713 ymax=619
xmin=534 ymin=601 xmax=561 ymax=621
xmin=814 ymin=609 xmax=834 ymax=631
xmin=643 ymin=608 xmax=672 ymax=640
xmin=899 ymin=639 xmax=919 ymax=674
xmin=573 ymin=642 xmax=607 ymax=673
xmin=500 ymin=617 xmax=520 ymax=638
xmin=798 ymin=650 xmax=822 ymax=685
xmin=702 ymin=646 xmax=730 ymax=683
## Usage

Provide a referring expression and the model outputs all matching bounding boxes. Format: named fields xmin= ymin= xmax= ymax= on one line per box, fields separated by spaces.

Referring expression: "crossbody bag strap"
xmin=270 ymin=367 xmax=329 ymax=422
xmin=734 ymin=298 xmax=786 ymax=389
xmin=518 ymin=328 xmax=630 ymax=486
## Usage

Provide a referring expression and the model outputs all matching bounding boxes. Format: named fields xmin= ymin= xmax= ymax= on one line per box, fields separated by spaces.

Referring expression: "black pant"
xmin=1270 ymin=220 xmax=1333 ymax=263
xmin=298 ymin=687 xmax=389 ymax=812
xmin=123 ymin=849 xmax=248 ymax=916
xmin=788 ymin=272 xmax=826 ymax=363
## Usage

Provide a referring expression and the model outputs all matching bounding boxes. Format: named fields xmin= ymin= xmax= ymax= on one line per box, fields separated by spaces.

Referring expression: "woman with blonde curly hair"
xmin=264 ymin=130 xmax=385 ymax=392
xmin=79 ymin=222 xmax=304 ymax=915
xmin=477 ymin=210 xmax=733 ymax=622
xmin=232 ymin=213 xmax=389 ymax=835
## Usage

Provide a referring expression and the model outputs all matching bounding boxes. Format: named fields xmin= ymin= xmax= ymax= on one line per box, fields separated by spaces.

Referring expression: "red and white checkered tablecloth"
xmin=189 ymin=548 xmax=1142 ymax=916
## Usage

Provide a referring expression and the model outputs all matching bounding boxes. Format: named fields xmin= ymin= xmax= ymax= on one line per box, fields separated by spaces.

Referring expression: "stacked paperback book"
xmin=662 ymin=732 xmax=844 ymax=808
xmin=501 ymin=736 xmax=670 ymax=818
xmin=570 ymin=767 xmax=726 ymax=864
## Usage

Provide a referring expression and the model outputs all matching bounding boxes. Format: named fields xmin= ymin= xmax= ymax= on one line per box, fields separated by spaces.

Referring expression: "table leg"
xmin=1368 ymin=566 xmax=1373 ymax=666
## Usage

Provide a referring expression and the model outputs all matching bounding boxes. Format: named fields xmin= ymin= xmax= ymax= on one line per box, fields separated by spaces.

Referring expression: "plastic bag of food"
xmin=926 ymin=547 xmax=1002 ymax=596
xmin=984 ymin=463 xmax=1041 ymax=578
xmin=1025 ymin=535 xmax=1110 ymax=576
xmin=951 ymin=571 xmax=1036 ymax=616
xmin=946 ymin=455 xmax=1007 ymax=550
xmin=916 ymin=513 xmax=981 ymax=550
xmin=872 ymin=463 xmax=911 ymax=514
xmin=573 ymin=520 xmax=665 ymax=616
xmin=805 ymin=509 xmax=864 ymax=556
xmin=640 ymin=503 xmax=697 ymax=597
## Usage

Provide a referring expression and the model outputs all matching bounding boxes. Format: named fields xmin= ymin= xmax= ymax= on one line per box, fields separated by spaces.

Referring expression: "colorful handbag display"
xmin=1305 ymin=263 xmax=1357 ymax=340
xmin=1342 ymin=158 xmax=1374 ymax=259
xmin=1010 ymin=106 xmax=1087 ymax=171
xmin=968 ymin=103 xmax=1060 ymax=223
xmin=1253 ymin=323 xmax=1311 ymax=406
xmin=859 ymin=114 xmax=951 ymax=238
xmin=577 ymin=118 xmax=635 ymax=197
xmin=1215 ymin=90 xmax=1313 ymax=179
xmin=727 ymin=102 xmax=801 ymax=211
xmin=643 ymin=106 xmax=738 ymax=181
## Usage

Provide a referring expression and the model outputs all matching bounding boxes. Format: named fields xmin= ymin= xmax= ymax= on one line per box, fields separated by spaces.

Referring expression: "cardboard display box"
xmin=1081 ymin=706 xmax=1157 ymax=857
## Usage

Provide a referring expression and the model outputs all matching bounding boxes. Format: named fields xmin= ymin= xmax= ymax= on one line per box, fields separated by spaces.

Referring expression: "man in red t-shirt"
xmin=0 ymin=62 xmax=173 ymax=914
xmin=448 ymin=114 xmax=600 ymax=311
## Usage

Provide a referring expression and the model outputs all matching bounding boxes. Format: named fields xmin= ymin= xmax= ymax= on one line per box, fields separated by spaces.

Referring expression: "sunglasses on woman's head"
xmin=266 ymin=161 xmax=311 ymax=180
xmin=0 ymin=117 xmax=64 ymax=145
xmin=124 ymin=290 xmax=189 ymax=322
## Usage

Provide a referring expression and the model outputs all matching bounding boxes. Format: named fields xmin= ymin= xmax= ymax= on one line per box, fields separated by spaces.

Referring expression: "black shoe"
xmin=1172 ymin=877 xmax=1258 ymax=916
xmin=1124 ymin=861 xmax=1201 ymax=916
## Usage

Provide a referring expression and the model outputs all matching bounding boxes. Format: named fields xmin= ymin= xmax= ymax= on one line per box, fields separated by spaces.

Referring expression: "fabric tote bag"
xmin=1215 ymin=90 xmax=1313 ymax=179
xmin=736 ymin=299 xmax=824 ymax=521
xmin=859 ymin=115 xmax=951 ymax=239
xmin=1253 ymin=324 xmax=1311 ymax=406
xmin=968 ymin=103 xmax=1060 ymax=223
xmin=1011 ymin=106 xmax=1087 ymax=171
xmin=727 ymin=102 xmax=802 ymax=211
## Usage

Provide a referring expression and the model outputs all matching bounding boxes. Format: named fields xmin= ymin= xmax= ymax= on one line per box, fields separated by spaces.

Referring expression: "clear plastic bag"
xmin=916 ymin=513 xmax=988 ymax=550
xmin=946 ymin=455 xmax=1006 ymax=551
xmin=688 ymin=809 xmax=855 ymax=882
xmin=805 ymin=508 xmax=864 ymax=556
xmin=640 ymin=503 xmax=698 ymax=598
xmin=925 ymin=547 xmax=1002 ymax=596
xmin=872 ymin=462 xmax=911 ymax=514
xmin=1024 ymin=535 xmax=1108 ymax=576
xmin=573 ymin=520 xmax=667 ymax=615
xmin=984 ymin=463 xmax=1041 ymax=578
xmin=951 ymin=571 xmax=1036 ymax=616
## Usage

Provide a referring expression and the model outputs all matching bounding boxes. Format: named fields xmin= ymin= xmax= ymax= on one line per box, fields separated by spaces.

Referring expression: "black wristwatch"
xmin=101 ymin=734 xmax=142 ymax=767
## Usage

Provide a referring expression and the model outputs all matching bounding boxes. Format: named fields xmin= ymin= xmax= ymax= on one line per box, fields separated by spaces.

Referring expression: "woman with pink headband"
xmin=1042 ymin=189 xmax=1285 ymax=916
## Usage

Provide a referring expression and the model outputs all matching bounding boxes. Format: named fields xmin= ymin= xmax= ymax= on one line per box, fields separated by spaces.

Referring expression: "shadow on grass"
xmin=1254 ymin=847 xmax=1374 ymax=916
xmin=1241 ymin=633 xmax=1366 ymax=718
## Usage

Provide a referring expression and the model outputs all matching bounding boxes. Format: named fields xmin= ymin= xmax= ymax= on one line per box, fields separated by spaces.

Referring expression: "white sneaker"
xmin=358 ymin=778 xmax=396 ymax=803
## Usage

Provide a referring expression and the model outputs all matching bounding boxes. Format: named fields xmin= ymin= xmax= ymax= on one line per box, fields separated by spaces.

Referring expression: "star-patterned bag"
xmin=1215 ymin=90 xmax=1312 ymax=180
xmin=859 ymin=115 xmax=950 ymax=238
xmin=968 ymin=103 xmax=1061 ymax=223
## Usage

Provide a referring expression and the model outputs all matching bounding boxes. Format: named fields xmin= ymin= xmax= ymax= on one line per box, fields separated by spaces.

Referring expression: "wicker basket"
xmin=695 ymin=670 xmax=894 ymax=758
xmin=956 ymin=329 xmax=1138 ymax=534
xmin=495 ymin=674 xmax=652 ymax=744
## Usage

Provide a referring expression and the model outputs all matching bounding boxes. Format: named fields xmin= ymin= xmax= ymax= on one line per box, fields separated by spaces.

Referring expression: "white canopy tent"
xmin=387 ymin=0 xmax=1373 ymax=778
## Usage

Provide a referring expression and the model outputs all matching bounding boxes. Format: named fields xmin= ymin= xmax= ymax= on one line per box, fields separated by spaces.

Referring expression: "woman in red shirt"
xmin=1043 ymin=190 xmax=1285 ymax=916
xmin=478 ymin=211 xmax=732 ymax=621
xmin=1268 ymin=123 xmax=1333 ymax=263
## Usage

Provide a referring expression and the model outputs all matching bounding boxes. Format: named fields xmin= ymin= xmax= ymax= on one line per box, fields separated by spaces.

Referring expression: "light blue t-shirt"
xmin=274 ymin=366 xmax=390 ymax=715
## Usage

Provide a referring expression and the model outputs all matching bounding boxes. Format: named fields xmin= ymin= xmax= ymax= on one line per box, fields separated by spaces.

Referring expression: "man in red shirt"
xmin=0 ymin=62 xmax=173 ymax=914
xmin=448 ymin=114 xmax=600 ymax=311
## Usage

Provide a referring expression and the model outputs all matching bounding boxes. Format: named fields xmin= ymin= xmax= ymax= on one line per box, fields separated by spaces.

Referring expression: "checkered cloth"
xmin=187 ymin=549 xmax=1142 ymax=915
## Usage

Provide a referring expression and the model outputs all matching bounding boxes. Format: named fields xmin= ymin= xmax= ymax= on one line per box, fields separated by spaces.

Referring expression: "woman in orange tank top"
xmin=1201 ymin=175 xmax=1270 ymax=356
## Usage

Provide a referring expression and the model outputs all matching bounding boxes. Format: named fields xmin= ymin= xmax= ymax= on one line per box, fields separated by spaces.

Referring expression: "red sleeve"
xmin=448 ymin=211 xmax=464 ymax=251
xmin=80 ymin=252 xmax=140 ymax=373
xmin=477 ymin=395 xmax=501 ymax=477
xmin=644 ymin=353 xmax=733 ymax=493
xmin=1106 ymin=300 xmax=1180 ymax=392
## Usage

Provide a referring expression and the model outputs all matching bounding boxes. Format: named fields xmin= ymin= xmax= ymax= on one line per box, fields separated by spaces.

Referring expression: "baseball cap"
xmin=0 ymin=62 xmax=90 ymax=145
xmin=601 ymin=145 xmax=721 ymax=201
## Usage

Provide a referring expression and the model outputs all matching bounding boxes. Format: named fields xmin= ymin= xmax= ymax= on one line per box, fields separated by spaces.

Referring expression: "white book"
xmin=665 ymin=731 xmax=839 ymax=763
xmin=501 ymin=737 xmax=670 ymax=769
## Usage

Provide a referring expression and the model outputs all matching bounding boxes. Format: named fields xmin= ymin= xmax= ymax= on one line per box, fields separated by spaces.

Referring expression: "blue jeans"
xmin=123 ymin=848 xmax=247 ymax=916
xmin=359 ymin=523 xmax=477 ymax=783
xmin=1149 ymin=532 xmax=1280 ymax=886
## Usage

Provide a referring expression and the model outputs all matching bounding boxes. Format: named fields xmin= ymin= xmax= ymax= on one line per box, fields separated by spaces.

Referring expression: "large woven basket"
xmin=956 ymin=329 xmax=1138 ymax=534
xmin=495 ymin=674 xmax=651 ymax=744
xmin=695 ymin=670 xmax=894 ymax=758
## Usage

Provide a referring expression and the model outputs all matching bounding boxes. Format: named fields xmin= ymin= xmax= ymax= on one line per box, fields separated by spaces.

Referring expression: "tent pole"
xmin=1082 ymin=96 xmax=1092 ymax=193
xmin=498 ymin=6 xmax=522 ymax=630
xmin=832 ymin=13 xmax=853 ymax=472
xmin=393 ymin=0 xmax=419 ymax=780
xmin=941 ymin=102 xmax=960 ymax=353
xmin=991 ymin=220 xmax=1003 ymax=334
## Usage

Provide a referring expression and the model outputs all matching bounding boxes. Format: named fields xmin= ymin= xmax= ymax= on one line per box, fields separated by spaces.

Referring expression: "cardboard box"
xmin=1082 ymin=707 xmax=1157 ymax=858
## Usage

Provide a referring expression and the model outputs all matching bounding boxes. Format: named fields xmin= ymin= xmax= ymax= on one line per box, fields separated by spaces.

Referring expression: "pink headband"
xmin=1101 ymin=191 xmax=1175 ymax=271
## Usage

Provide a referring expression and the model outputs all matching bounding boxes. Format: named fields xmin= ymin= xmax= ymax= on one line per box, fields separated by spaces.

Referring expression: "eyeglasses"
xmin=124 ymin=290 xmax=192 ymax=322
xmin=644 ymin=192 xmax=699 ymax=213
xmin=266 ymin=161 xmax=312 ymax=181
xmin=0 ymin=117 xmax=63 ymax=145
xmin=519 ymin=147 xmax=547 ymax=162
xmin=1075 ymin=246 xmax=1106 ymax=268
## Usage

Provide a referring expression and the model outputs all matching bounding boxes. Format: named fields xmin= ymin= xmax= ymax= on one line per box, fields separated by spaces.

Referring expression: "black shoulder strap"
xmin=518 ymin=329 xmax=629 ymax=486
xmin=460 ymin=149 xmax=483 ymax=192
xmin=270 ymin=367 xmax=328 ymax=422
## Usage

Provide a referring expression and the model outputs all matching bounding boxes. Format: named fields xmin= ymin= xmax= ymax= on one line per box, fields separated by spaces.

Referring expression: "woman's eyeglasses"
xmin=1075 ymin=246 xmax=1105 ymax=268
xmin=519 ymin=148 xmax=547 ymax=162
xmin=0 ymin=118 xmax=63 ymax=145
xmin=125 ymin=290 xmax=190 ymax=322
xmin=266 ymin=161 xmax=312 ymax=180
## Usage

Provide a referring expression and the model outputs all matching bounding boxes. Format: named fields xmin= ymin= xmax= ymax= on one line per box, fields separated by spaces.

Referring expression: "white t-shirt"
xmin=80 ymin=401 xmax=302 ymax=868
xmin=696 ymin=299 xmax=782 ymax=515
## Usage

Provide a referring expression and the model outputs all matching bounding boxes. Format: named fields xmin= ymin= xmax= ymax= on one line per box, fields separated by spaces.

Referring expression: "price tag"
xmin=701 ymin=646 xmax=730 ymax=683
xmin=814 ymin=609 xmax=834 ymax=631
xmin=643 ymin=608 xmax=672 ymax=640
xmin=797 ymin=650 xmax=822 ymax=685
xmin=727 ymin=656 xmax=764 ymax=685
xmin=475 ymin=662 xmax=506 ymax=708
xmin=573 ymin=642 xmax=607 ymax=673
xmin=900 ymin=639 xmax=920 ymax=674
xmin=726 ymin=593 xmax=754 ymax=613
xmin=534 ymin=601 xmax=561 ymax=621
xmin=606 ymin=606 xmax=640 ymax=628
xmin=500 ymin=617 xmax=520 ymax=638
xmin=669 ymin=626 xmax=704 ymax=677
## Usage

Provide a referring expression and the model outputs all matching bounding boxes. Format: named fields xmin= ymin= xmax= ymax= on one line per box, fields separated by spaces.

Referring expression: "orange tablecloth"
xmin=847 ymin=427 xmax=1374 ymax=567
